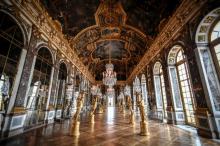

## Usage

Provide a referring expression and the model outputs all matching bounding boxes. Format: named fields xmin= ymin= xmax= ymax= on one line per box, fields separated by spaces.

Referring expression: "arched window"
xmin=195 ymin=8 xmax=220 ymax=114
xmin=26 ymin=47 xmax=53 ymax=118
xmin=210 ymin=20 xmax=220 ymax=81
xmin=0 ymin=12 xmax=23 ymax=111
xmin=153 ymin=62 xmax=167 ymax=118
xmin=55 ymin=62 xmax=67 ymax=108
xmin=176 ymin=49 xmax=195 ymax=124
xmin=195 ymin=7 xmax=220 ymax=133
xmin=168 ymin=46 xmax=195 ymax=125
xmin=54 ymin=62 xmax=68 ymax=118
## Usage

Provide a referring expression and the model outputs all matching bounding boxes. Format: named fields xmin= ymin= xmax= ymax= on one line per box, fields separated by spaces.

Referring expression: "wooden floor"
xmin=0 ymin=107 xmax=220 ymax=146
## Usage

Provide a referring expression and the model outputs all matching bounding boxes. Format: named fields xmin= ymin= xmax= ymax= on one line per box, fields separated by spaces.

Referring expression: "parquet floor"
xmin=0 ymin=107 xmax=220 ymax=146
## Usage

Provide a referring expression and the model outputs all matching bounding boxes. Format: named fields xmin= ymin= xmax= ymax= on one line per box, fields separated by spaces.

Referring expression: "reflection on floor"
xmin=0 ymin=107 xmax=220 ymax=146
xmin=175 ymin=125 xmax=197 ymax=134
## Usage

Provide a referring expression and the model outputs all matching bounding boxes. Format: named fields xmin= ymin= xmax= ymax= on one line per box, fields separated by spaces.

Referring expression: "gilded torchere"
xmin=126 ymin=95 xmax=135 ymax=124
xmin=118 ymin=91 xmax=125 ymax=114
xmin=133 ymin=76 xmax=148 ymax=136
xmin=70 ymin=91 xmax=85 ymax=136
xmin=90 ymin=85 xmax=101 ymax=123
xmin=124 ymin=85 xmax=134 ymax=124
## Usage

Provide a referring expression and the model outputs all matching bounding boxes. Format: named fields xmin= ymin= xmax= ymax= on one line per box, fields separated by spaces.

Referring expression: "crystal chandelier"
xmin=102 ymin=1 xmax=117 ymax=88
xmin=133 ymin=76 xmax=141 ymax=93
xmin=91 ymin=85 xmax=101 ymax=96
xmin=118 ymin=91 xmax=124 ymax=100
xmin=124 ymin=85 xmax=131 ymax=96
xmin=102 ymin=62 xmax=117 ymax=88
xmin=106 ymin=87 xmax=115 ymax=98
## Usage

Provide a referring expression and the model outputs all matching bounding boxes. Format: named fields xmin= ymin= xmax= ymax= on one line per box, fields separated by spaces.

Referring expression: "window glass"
xmin=0 ymin=12 xmax=23 ymax=111
xmin=26 ymin=48 xmax=52 ymax=114
xmin=176 ymin=50 xmax=195 ymax=125
xmin=211 ymin=21 xmax=220 ymax=41
xmin=214 ymin=44 xmax=220 ymax=66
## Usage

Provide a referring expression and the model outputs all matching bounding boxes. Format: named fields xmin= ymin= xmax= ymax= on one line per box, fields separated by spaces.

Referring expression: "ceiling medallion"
xmin=133 ymin=76 xmax=141 ymax=93
xmin=95 ymin=1 xmax=127 ymax=27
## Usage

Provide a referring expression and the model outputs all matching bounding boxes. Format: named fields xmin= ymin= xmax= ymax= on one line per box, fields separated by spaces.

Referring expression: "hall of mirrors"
xmin=0 ymin=0 xmax=220 ymax=146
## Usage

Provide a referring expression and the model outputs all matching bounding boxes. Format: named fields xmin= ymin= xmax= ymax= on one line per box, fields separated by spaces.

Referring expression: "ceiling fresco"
xmin=41 ymin=0 xmax=99 ymax=36
xmin=41 ymin=0 xmax=182 ymax=81
xmin=92 ymin=40 xmax=130 ymax=61
xmin=41 ymin=0 xmax=181 ymax=37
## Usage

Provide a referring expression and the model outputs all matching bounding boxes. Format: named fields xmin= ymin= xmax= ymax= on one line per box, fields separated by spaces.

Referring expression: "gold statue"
xmin=70 ymin=91 xmax=85 ymax=136
xmin=119 ymin=98 xmax=125 ymax=114
xmin=89 ymin=95 xmax=98 ymax=123
xmin=126 ymin=95 xmax=135 ymax=124
xmin=136 ymin=92 xmax=148 ymax=136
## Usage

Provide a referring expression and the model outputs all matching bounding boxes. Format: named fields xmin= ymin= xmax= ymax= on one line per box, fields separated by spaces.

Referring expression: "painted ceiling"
xmin=41 ymin=0 xmax=182 ymax=81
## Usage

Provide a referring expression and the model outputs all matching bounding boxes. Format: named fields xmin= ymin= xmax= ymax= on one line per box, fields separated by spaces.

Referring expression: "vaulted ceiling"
xmin=41 ymin=0 xmax=182 ymax=81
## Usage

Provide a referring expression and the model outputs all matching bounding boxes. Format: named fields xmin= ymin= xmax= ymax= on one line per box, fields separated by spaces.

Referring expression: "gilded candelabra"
xmin=70 ymin=91 xmax=85 ymax=136
xmin=126 ymin=95 xmax=135 ymax=124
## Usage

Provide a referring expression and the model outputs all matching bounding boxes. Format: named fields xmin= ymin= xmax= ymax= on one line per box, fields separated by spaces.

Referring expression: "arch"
xmin=58 ymin=62 xmax=68 ymax=80
xmin=167 ymin=45 xmax=183 ymax=65
xmin=0 ymin=10 xmax=28 ymax=47
xmin=196 ymin=7 xmax=220 ymax=44
xmin=153 ymin=61 xmax=167 ymax=119
xmin=167 ymin=45 xmax=195 ymax=125
xmin=153 ymin=62 xmax=162 ymax=74
xmin=35 ymin=42 xmax=55 ymax=65
xmin=194 ymin=7 xmax=220 ymax=126
xmin=54 ymin=61 xmax=68 ymax=116
xmin=141 ymin=74 xmax=146 ymax=83
xmin=37 ymin=47 xmax=53 ymax=66
xmin=0 ymin=11 xmax=25 ymax=111
xmin=26 ymin=47 xmax=53 ymax=117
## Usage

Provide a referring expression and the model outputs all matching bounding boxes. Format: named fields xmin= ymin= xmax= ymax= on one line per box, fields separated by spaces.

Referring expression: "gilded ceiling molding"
xmin=70 ymin=1 xmax=150 ymax=55
xmin=68 ymin=1 xmax=153 ymax=81
xmin=9 ymin=0 xmax=95 ymax=83
xmin=127 ymin=0 xmax=207 ymax=83
xmin=96 ymin=81 xmax=126 ymax=86
xmin=71 ymin=24 xmax=149 ymax=51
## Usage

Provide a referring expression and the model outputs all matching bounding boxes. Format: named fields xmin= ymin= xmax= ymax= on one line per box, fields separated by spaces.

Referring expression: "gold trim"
xmin=127 ymin=0 xmax=207 ymax=83
xmin=12 ymin=107 xmax=26 ymax=114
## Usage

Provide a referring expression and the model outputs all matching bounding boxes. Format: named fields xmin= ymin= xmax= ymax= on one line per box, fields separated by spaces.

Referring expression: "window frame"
xmin=175 ymin=49 xmax=196 ymax=125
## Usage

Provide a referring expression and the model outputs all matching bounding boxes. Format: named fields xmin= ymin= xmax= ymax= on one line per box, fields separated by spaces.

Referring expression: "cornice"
xmin=127 ymin=0 xmax=207 ymax=83
xmin=10 ymin=0 xmax=96 ymax=83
